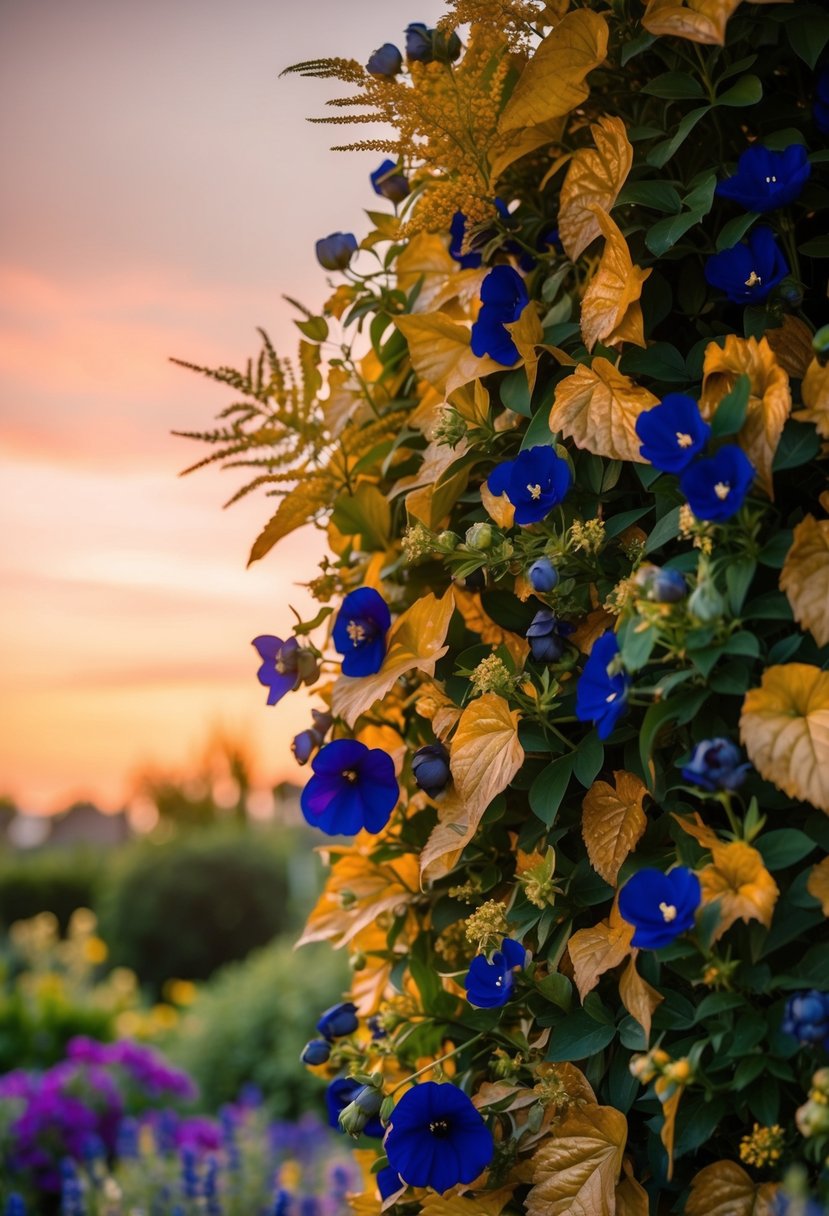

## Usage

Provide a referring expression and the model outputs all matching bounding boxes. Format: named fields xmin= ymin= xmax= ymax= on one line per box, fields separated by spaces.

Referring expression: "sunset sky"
xmin=0 ymin=0 xmax=441 ymax=813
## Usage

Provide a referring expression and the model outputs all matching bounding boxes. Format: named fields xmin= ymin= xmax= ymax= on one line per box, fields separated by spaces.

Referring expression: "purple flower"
xmin=315 ymin=233 xmax=358 ymax=272
xmin=487 ymin=445 xmax=572 ymax=525
xmin=366 ymin=43 xmax=402 ymax=77
xmin=470 ymin=266 xmax=529 ymax=365
xmin=680 ymin=737 xmax=750 ymax=791
xmin=332 ymin=587 xmax=391 ymax=677
xmin=635 ymin=394 xmax=710 ymax=473
xmin=252 ymin=636 xmax=300 ymax=706
xmin=464 ymin=938 xmax=525 ymax=1008
xmin=716 ymin=144 xmax=811 ymax=213
xmin=384 ymin=1082 xmax=494 ymax=1193
xmin=679 ymin=444 xmax=755 ymax=522
xmin=618 ymin=867 xmax=701 ymax=949
xmin=300 ymin=738 xmax=398 ymax=835
xmin=704 ymin=226 xmax=789 ymax=304
xmin=574 ymin=632 xmax=630 ymax=740
xmin=370 ymin=160 xmax=409 ymax=204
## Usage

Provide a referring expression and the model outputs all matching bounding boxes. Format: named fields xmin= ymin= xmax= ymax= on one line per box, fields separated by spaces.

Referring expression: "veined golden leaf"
xmin=808 ymin=855 xmax=829 ymax=915
xmin=421 ymin=693 xmax=524 ymax=880
xmin=642 ymin=0 xmax=741 ymax=45
xmin=740 ymin=664 xmax=829 ymax=813
xmin=248 ymin=475 xmax=331 ymax=565
xmin=395 ymin=312 xmax=503 ymax=397
xmin=686 ymin=1160 xmax=780 ymax=1216
xmin=699 ymin=841 xmax=779 ymax=940
xmin=615 ymin=1164 xmax=650 ymax=1216
xmin=489 ymin=117 xmax=567 ymax=184
xmin=332 ymin=590 xmax=455 ymax=727
xmin=580 ymin=209 xmax=650 ymax=352
xmin=505 ymin=303 xmax=545 ymax=396
xmin=550 ymin=359 xmax=658 ymax=463
xmin=795 ymin=358 xmax=829 ymax=438
xmin=672 ymin=811 xmax=720 ymax=850
xmin=568 ymin=904 xmax=633 ymax=1001
xmin=582 ymin=770 xmax=648 ymax=886
xmin=700 ymin=335 xmax=791 ymax=499
xmin=396 ymin=231 xmax=457 ymax=314
xmin=619 ymin=954 xmax=663 ymax=1041
xmin=481 ymin=480 xmax=516 ymax=529
xmin=418 ymin=1192 xmax=510 ymax=1216
xmin=526 ymin=1103 xmax=627 ymax=1216
xmin=766 ymin=315 xmax=815 ymax=379
xmin=571 ymin=609 xmax=617 ymax=655
xmin=498 ymin=9 xmax=608 ymax=133
xmin=780 ymin=515 xmax=829 ymax=647
xmin=560 ymin=117 xmax=634 ymax=261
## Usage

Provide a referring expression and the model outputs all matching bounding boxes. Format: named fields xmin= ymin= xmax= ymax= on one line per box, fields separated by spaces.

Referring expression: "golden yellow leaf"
xmin=505 ymin=303 xmax=545 ymax=395
xmin=559 ymin=117 xmax=634 ymax=261
xmin=550 ymin=358 xmax=658 ymax=463
xmin=671 ymin=811 xmax=720 ymax=850
xmin=499 ymin=9 xmax=608 ymax=133
xmin=248 ymin=475 xmax=331 ymax=565
xmin=580 ymin=209 xmax=651 ymax=352
xmin=619 ymin=954 xmax=663 ymax=1041
xmin=740 ymin=664 xmax=829 ymax=814
xmin=807 ymin=855 xmax=829 ymax=916
xmin=657 ymin=1084 xmax=682 ymax=1180
xmin=526 ymin=1103 xmax=627 ymax=1216
xmin=582 ymin=771 xmax=648 ymax=886
xmin=421 ymin=693 xmax=524 ymax=880
xmin=795 ymin=358 xmax=829 ymax=438
xmin=332 ymin=590 xmax=455 ymax=727
xmin=481 ymin=480 xmax=516 ymax=529
xmin=396 ymin=231 xmax=457 ymax=314
xmin=780 ymin=515 xmax=829 ymax=647
xmin=395 ymin=312 xmax=503 ymax=397
xmin=686 ymin=1160 xmax=780 ymax=1216
xmin=571 ymin=609 xmax=617 ymax=655
xmin=568 ymin=904 xmax=634 ymax=1001
xmin=699 ymin=335 xmax=791 ymax=498
xmin=396 ymin=438 xmax=471 ymax=529
xmin=346 ymin=1149 xmax=384 ymax=1216
xmin=615 ymin=1165 xmax=650 ymax=1216
xmin=700 ymin=840 xmax=779 ymax=941
xmin=489 ymin=117 xmax=567 ymax=184
xmin=641 ymin=0 xmax=741 ymax=45
xmin=766 ymin=315 xmax=815 ymax=379
xmin=419 ymin=1192 xmax=510 ymax=1216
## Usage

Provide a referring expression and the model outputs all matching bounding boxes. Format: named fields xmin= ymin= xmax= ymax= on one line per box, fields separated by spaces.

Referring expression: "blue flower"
xmin=370 ymin=160 xmax=410 ymax=204
xmin=704 ymin=226 xmax=789 ymax=304
xmin=619 ymin=867 xmax=701 ymax=949
xmin=300 ymin=1040 xmax=331 ymax=1066
xmin=679 ymin=444 xmax=755 ymax=522
xmin=317 ymin=1001 xmax=359 ymax=1040
xmin=574 ymin=632 xmax=630 ymax=740
xmin=315 ymin=232 xmax=358 ymax=271
xmin=292 ymin=709 xmax=333 ymax=766
xmin=717 ymin=144 xmax=811 ymax=213
xmin=377 ymin=1165 xmax=404 ymax=1201
xmin=301 ymin=739 xmax=399 ymax=835
xmin=384 ymin=1082 xmax=494 ymax=1193
xmin=332 ymin=588 xmax=392 ymax=677
xmin=325 ymin=1078 xmax=383 ymax=1138
xmin=412 ymin=743 xmax=451 ymax=797
xmin=526 ymin=609 xmax=574 ymax=662
xmin=815 ymin=67 xmax=829 ymax=135
xmin=635 ymin=394 xmax=711 ymax=473
xmin=464 ymin=938 xmax=525 ymax=1008
xmin=632 ymin=564 xmax=687 ymax=604
xmin=782 ymin=991 xmax=829 ymax=1048
xmin=487 ymin=445 xmax=572 ymax=525
xmin=470 ymin=266 xmax=529 ymax=365
xmin=405 ymin=23 xmax=460 ymax=64
xmin=528 ymin=556 xmax=559 ymax=593
xmin=251 ymin=636 xmax=301 ymax=706
xmin=448 ymin=199 xmax=510 ymax=269
xmin=366 ymin=43 xmax=402 ymax=77
xmin=680 ymin=737 xmax=750 ymax=791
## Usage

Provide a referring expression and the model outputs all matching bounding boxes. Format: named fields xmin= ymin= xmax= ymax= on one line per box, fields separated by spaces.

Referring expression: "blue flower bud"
xmin=526 ymin=608 xmax=573 ymax=663
xmin=353 ymin=1084 xmax=384 ymax=1116
xmin=680 ymin=737 xmax=750 ymax=791
xmin=301 ymin=1039 xmax=332 ymax=1066
xmin=412 ymin=743 xmax=451 ymax=797
xmin=317 ymin=1001 xmax=359 ymax=1041
xmin=370 ymin=160 xmax=410 ymax=204
xmin=634 ymin=565 xmax=687 ymax=603
xmin=783 ymin=990 xmax=829 ymax=1047
xmin=528 ymin=556 xmax=558 ymax=593
xmin=366 ymin=42 xmax=402 ymax=77
xmin=405 ymin=22 xmax=461 ymax=64
xmin=315 ymin=232 xmax=358 ymax=272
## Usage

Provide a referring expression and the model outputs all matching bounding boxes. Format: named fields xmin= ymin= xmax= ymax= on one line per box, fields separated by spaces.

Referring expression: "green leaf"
xmin=640 ymin=72 xmax=706 ymax=100
xmin=621 ymin=342 xmax=688 ymax=383
xmin=715 ymin=212 xmax=759 ymax=252
xmin=618 ymin=619 xmax=657 ymax=673
xmin=645 ymin=207 xmax=706 ymax=257
xmin=294 ymin=315 xmax=329 ymax=342
xmin=646 ymin=105 xmax=710 ymax=169
xmin=529 ymin=755 xmax=574 ymax=827
xmin=787 ymin=8 xmax=829 ymax=68
xmin=500 ymin=368 xmax=532 ymax=417
xmin=799 ymin=236 xmax=829 ymax=258
xmin=331 ymin=482 xmax=391 ymax=551
xmin=639 ymin=689 xmax=708 ymax=781
xmin=711 ymin=373 xmax=750 ymax=438
xmin=545 ymin=1007 xmax=616 ymax=1061
xmin=773 ymin=422 xmax=821 ymax=471
xmin=726 ymin=557 xmax=756 ymax=613
xmin=645 ymin=505 xmax=681 ymax=554
xmin=716 ymin=75 xmax=763 ymax=108
xmin=755 ymin=829 xmax=815 ymax=870
xmin=535 ymin=971 xmax=573 ymax=1011
xmin=621 ymin=29 xmax=657 ymax=64
xmin=573 ymin=733 xmax=604 ymax=788
xmin=615 ymin=181 xmax=683 ymax=213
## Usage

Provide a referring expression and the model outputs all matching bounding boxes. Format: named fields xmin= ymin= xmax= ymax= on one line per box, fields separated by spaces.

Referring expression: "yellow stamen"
xmin=713 ymin=481 xmax=731 ymax=501
xmin=527 ymin=483 xmax=542 ymax=501
xmin=659 ymin=902 xmax=677 ymax=923
xmin=744 ymin=270 xmax=761 ymax=288
xmin=346 ymin=620 xmax=366 ymax=645
xmin=676 ymin=432 xmax=693 ymax=448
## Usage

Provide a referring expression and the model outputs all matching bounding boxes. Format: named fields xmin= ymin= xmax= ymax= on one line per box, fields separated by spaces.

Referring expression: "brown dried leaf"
xmin=568 ymin=904 xmax=634 ymax=1001
xmin=807 ymin=855 xmax=829 ymax=915
xmin=618 ymin=954 xmax=663 ymax=1041
xmin=582 ymin=770 xmax=648 ymax=885
xmin=765 ymin=315 xmax=815 ymax=379
xmin=550 ymin=358 xmax=658 ymax=463
xmin=699 ymin=841 xmax=779 ymax=941
xmin=686 ymin=1160 xmax=780 ymax=1216
xmin=740 ymin=664 xmax=829 ymax=813
xmin=780 ymin=515 xmax=829 ymax=647
xmin=560 ymin=117 xmax=634 ymax=261
xmin=795 ymin=358 xmax=829 ymax=438
xmin=642 ymin=0 xmax=741 ymax=45
xmin=580 ymin=209 xmax=650 ymax=352
xmin=526 ymin=1104 xmax=627 ymax=1216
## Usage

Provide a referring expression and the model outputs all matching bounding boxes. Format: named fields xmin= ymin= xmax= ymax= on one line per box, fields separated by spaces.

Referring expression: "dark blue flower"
xmin=680 ymin=737 xmax=750 ymax=791
xmin=317 ymin=1001 xmax=359 ymax=1040
xmin=300 ymin=1040 xmax=331 ymax=1066
xmin=405 ymin=23 xmax=461 ymax=64
xmin=377 ymin=1165 xmax=404 ymax=1201
xmin=470 ymin=266 xmax=529 ymax=365
xmin=384 ymin=1082 xmax=494 ymax=1193
xmin=704 ymin=226 xmax=789 ymax=304
xmin=526 ymin=609 xmax=574 ymax=662
xmin=633 ymin=564 xmax=687 ymax=604
xmin=773 ymin=1196 xmax=826 ymax=1216
xmin=449 ymin=211 xmax=483 ymax=268
xmin=326 ymin=1078 xmax=383 ymax=1138
xmin=782 ymin=991 xmax=829 ymax=1048
xmin=292 ymin=709 xmax=333 ymax=766
xmin=251 ymin=636 xmax=300 ymax=706
xmin=815 ymin=67 xmax=829 ymax=135
xmin=528 ymin=556 xmax=559 ymax=593
xmin=619 ymin=867 xmax=701 ymax=949
xmin=464 ymin=938 xmax=525 ymax=1008
xmin=301 ymin=739 xmax=398 ymax=835
xmin=679 ymin=444 xmax=755 ymax=522
xmin=332 ymin=588 xmax=391 ymax=677
xmin=370 ymin=160 xmax=410 ymax=205
xmin=575 ymin=632 xmax=630 ymax=740
xmin=717 ymin=144 xmax=811 ymax=213
xmin=315 ymin=232 xmax=358 ymax=272
xmin=366 ymin=43 xmax=402 ymax=77
xmin=412 ymin=743 xmax=451 ymax=797
xmin=487 ymin=445 xmax=572 ymax=525
xmin=635 ymin=394 xmax=711 ymax=473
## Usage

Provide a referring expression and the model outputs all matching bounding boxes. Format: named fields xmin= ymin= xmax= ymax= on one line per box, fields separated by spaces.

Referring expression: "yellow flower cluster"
xmin=739 ymin=1123 xmax=785 ymax=1169
xmin=464 ymin=900 xmax=510 ymax=951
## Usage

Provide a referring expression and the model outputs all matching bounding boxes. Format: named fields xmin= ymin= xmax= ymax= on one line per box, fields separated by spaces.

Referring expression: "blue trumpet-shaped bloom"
xmin=487 ymin=445 xmax=572 ymax=525
xmin=716 ymin=143 xmax=811 ymax=213
xmin=300 ymin=739 xmax=398 ymax=835
xmin=574 ymin=632 xmax=630 ymax=740
xmin=464 ymin=938 xmax=525 ymax=1008
xmin=635 ymin=394 xmax=710 ymax=474
xmin=679 ymin=445 xmax=755 ymax=522
xmin=704 ymin=226 xmax=789 ymax=304
xmin=618 ymin=867 xmax=701 ymax=949
xmin=332 ymin=587 xmax=391 ymax=677
xmin=384 ymin=1082 xmax=494 ymax=1194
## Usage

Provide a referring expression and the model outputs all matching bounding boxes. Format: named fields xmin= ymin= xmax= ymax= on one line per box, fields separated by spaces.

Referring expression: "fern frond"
xmin=281 ymin=57 xmax=363 ymax=81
